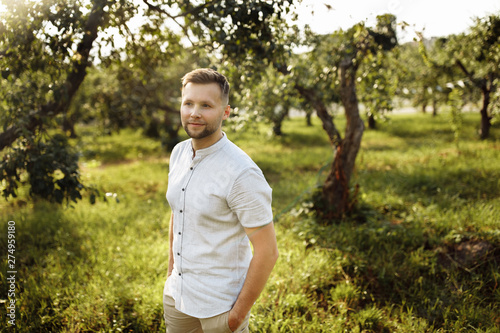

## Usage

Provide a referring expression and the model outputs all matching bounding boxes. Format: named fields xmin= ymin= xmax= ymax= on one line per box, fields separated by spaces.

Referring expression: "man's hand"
xmin=228 ymin=308 xmax=244 ymax=332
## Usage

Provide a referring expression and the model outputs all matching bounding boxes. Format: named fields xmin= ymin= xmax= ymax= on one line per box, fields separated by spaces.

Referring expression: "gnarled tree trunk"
xmin=322 ymin=57 xmax=365 ymax=220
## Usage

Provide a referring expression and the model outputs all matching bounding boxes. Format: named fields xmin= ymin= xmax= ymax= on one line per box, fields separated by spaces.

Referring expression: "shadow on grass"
xmin=381 ymin=113 xmax=479 ymax=138
xmin=72 ymin=128 xmax=164 ymax=165
xmin=361 ymin=166 xmax=500 ymax=205
xmin=1 ymin=202 xmax=85 ymax=331
xmin=277 ymin=130 xmax=331 ymax=148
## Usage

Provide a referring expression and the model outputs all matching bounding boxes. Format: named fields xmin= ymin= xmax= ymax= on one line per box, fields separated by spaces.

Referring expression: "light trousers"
xmin=163 ymin=294 xmax=250 ymax=333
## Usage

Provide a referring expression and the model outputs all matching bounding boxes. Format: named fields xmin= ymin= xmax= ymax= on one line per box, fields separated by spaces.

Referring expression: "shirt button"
xmin=182 ymin=188 xmax=185 ymax=191
xmin=179 ymin=273 xmax=181 ymax=276
xmin=180 ymin=210 xmax=183 ymax=213
xmin=178 ymin=232 xmax=181 ymax=235
xmin=190 ymin=167 xmax=193 ymax=170
xmin=177 ymin=253 xmax=180 ymax=256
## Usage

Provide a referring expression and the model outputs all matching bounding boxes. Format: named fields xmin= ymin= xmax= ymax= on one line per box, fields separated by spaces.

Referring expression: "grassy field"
xmin=1 ymin=112 xmax=499 ymax=332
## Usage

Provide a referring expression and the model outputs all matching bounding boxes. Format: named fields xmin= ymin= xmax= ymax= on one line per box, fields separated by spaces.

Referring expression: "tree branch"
xmin=275 ymin=61 xmax=342 ymax=147
xmin=142 ymin=0 xmax=211 ymax=46
xmin=456 ymin=59 xmax=487 ymax=91
xmin=295 ymin=84 xmax=342 ymax=147
xmin=0 ymin=0 xmax=107 ymax=151
xmin=455 ymin=59 xmax=472 ymax=78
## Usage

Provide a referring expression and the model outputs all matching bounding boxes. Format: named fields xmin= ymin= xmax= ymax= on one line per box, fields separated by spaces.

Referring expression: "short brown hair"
xmin=181 ymin=68 xmax=230 ymax=105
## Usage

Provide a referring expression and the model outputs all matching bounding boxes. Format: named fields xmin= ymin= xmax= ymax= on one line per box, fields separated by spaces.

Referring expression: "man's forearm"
xmin=230 ymin=250 xmax=278 ymax=319
xmin=229 ymin=223 xmax=279 ymax=329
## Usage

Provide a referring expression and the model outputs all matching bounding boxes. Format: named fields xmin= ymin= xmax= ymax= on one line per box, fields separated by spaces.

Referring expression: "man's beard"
xmin=183 ymin=122 xmax=218 ymax=140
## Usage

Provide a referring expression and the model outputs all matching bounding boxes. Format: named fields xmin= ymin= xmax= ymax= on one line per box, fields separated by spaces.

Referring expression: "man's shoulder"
xmin=221 ymin=139 xmax=261 ymax=171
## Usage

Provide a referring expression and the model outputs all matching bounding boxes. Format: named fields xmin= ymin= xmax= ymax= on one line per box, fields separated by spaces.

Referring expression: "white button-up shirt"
xmin=165 ymin=134 xmax=273 ymax=318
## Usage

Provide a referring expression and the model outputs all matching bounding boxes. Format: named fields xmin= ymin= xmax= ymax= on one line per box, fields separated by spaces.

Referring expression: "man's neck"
xmin=191 ymin=131 xmax=224 ymax=157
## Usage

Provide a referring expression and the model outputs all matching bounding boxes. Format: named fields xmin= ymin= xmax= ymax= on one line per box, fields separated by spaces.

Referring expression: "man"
xmin=164 ymin=68 xmax=279 ymax=333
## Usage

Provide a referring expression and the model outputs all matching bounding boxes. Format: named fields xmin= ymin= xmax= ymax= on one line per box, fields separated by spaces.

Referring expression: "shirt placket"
xmin=176 ymin=156 xmax=198 ymax=296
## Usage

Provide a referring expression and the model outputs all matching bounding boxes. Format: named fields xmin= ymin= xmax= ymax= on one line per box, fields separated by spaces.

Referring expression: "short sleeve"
xmin=227 ymin=167 xmax=273 ymax=228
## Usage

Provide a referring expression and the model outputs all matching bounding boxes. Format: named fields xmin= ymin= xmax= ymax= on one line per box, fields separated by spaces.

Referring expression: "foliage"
xmin=227 ymin=63 xmax=302 ymax=136
xmin=1 ymin=134 xmax=85 ymax=204
xmin=179 ymin=0 xmax=297 ymax=73
xmin=358 ymin=14 xmax=399 ymax=129
xmin=447 ymin=88 xmax=465 ymax=149
xmin=0 ymin=0 xmax=112 ymax=202
xmin=358 ymin=49 xmax=398 ymax=128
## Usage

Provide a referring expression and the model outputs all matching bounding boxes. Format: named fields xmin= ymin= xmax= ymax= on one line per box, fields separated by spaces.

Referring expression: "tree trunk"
xmin=272 ymin=105 xmax=289 ymax=136
xmin=322 ymin=57 xmax=364 ymax=220
xmin=367 ymin=113 xmax=376 ymax=129
xmin=422 ymin=86 xmax=428 ymax=113
xmin=305 ymin=111 xmax=313 ymax=126
xmin=62 ymin=116 xmax=78 ymax=138
xmin=479 ymin=85 xmax=492 ymax=140
xmin=276 ymin=62 xmax=364 ymax=221
xmin=160 ymin=104 xmax=181 ymax=150
xmin=432 ymin=98 xmax=438 ymax=117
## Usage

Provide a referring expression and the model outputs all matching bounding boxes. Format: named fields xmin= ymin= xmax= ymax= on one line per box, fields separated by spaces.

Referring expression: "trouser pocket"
xmin=200 ymin=310 xmax=233 ymax=333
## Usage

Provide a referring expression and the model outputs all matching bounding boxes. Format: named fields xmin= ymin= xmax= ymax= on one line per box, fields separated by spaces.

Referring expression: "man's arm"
xmin=167 ymin=213 xmax=174 ymax=277
xmin=228 ymin=222 xmax=279 ymax=331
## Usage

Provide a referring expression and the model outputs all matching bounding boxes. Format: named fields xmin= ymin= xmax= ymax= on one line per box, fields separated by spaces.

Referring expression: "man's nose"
xmin=190 ymin=106 xmax=201 ymax=118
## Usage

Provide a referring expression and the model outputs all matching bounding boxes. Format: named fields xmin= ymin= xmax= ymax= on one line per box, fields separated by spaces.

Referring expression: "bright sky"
xmin=294 ymin=0 xmax=500 ymax=42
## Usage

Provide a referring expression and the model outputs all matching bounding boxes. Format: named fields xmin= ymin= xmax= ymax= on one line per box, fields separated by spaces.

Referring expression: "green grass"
xmin=1 ymin=111 xmax=499 ymax=332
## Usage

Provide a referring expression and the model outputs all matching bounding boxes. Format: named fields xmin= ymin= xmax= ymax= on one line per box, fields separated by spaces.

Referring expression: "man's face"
xmin=180 ymin=82 xmax=230 ymax=145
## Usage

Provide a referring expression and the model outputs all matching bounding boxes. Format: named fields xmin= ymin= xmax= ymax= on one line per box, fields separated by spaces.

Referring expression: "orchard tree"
xmin=451 ymin=14 xmax=500 ymax=139
xmin=420 ymin=14 xmax=500 ymax=138
xmin=278 ymin=15 xmax=398 ymax=220
xmin=0 ymin=0 xmax=296 ymax=203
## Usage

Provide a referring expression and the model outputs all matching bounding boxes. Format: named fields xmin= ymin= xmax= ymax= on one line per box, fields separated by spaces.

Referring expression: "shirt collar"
xmin=191 ymin=132 xmax=228 ymax=158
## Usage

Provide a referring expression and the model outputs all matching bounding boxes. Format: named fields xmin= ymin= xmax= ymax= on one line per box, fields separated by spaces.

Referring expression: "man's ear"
xmin=222 ymin=105 xmax=231 ymax=120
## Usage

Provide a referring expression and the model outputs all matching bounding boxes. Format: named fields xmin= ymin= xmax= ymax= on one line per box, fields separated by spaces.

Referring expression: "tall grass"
xmin=1 ymin=112 xmax=499 ymax=332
